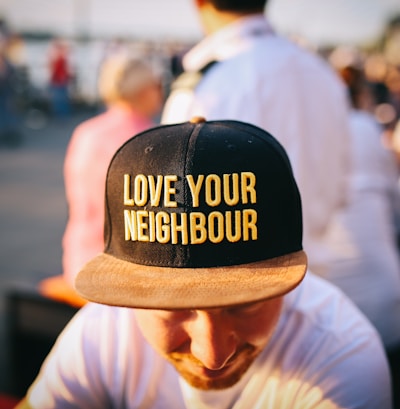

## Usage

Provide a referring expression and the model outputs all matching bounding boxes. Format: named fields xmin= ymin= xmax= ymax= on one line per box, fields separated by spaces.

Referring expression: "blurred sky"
xmin=0 ymin=0 xmax=399 ymax=47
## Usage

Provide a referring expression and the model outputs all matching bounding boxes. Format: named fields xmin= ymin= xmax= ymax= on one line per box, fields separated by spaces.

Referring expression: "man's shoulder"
xmin=74 ymin=302 xmax=138 ymax=334
xmin=202 ymin=36 xmax=343 ymax=97
xmin=271 ymin=273 xmax=392 ymax=407
xmin=284 ymin=272 xmax=379 ymax=340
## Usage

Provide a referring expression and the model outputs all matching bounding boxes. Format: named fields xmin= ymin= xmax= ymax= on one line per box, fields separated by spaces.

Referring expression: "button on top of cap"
xmin=189 ymin=116 xmax=206 ymax=124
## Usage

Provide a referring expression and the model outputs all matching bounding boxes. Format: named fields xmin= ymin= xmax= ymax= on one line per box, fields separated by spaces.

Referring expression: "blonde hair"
xmin=98 ymin=53 xmax=159 ymax=105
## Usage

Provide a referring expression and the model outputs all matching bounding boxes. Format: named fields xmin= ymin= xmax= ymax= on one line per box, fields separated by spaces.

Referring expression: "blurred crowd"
xmin=1 ymin=18 xmax=400 ymax=148
xmin=328 ymin=45 xmax=400 ymax=158
xmin=0 ymin=18 xmax=189 ymax=145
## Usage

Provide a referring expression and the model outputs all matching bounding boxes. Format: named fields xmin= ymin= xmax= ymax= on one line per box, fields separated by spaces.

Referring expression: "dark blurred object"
xmin=5 ymin=285 xmax=79 ymax=398
xmin=0 ymin=394 xmax=21 ymax=409
xmin=170 ymin=52 xmax=185 ymax=78
xmin=0 ymin=47 xmax=22 ymax=146
xmin=13 ymin=65 xmax=51 ymax=130
xmin=364 ymin=53 xmax=399 ymax=131
xmin=0 ymin=20 xmax=52 ymax=140
xmin=338 ymin=65 xmax=373 ymax=109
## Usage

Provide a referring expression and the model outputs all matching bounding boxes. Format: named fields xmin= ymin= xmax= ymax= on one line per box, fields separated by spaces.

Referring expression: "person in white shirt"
xmin=17 ymin=118 xmax=391 ymax=408
xmin=162 ymin=0 xmax=352 ymax=277
xmin=325 ymin=64 xmax=400 ymax=408
xmin=325 ymin=64 xmax=400 ymax=350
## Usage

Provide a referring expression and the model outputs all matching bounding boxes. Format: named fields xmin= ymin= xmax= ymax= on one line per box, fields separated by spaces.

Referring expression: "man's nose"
xmin=188 ymin=310 xmax=238 ymax=370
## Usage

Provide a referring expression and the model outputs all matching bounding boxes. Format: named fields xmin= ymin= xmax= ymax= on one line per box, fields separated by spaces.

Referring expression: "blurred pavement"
xmin=0 ymin=110 xmax=95 ymax=393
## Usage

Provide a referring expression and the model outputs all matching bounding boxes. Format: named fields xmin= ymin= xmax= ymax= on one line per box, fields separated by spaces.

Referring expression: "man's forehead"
xmin=137 ymin=296 xmax=284 ymax=314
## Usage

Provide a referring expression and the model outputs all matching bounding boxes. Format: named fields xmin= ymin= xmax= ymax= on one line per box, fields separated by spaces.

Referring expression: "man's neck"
xmin=198 ymin=4 xmax=263 ymax=35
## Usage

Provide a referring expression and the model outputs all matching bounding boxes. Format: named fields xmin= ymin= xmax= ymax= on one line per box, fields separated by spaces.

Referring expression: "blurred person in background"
xmin=392 ymin=119 xmax=400 ymax=164
xmin=47 ymin=39 xmax=73 ymax=118
xmin=327 ymin=63 xmax=400 ymax=406
xmin=0 ymin=33 xmax=21 ymax=146
xmin=364 ymin=53 xmax=400 ymax=137
xmin=39 ymin=52 xmax=163 ymax=304
xmin=161 ymin=0 xmax=352 ymax=278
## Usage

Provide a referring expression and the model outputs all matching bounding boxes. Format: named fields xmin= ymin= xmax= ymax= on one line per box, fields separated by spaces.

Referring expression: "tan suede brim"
xmin=74 ymin=250 xmax=307 ymax=309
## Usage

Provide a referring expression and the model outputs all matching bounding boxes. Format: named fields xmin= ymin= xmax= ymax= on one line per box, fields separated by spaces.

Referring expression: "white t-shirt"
xmin=27 ymin=273 xmax=391 ymax=408
xmin=162 ymin=15 xmax=352 ymax=276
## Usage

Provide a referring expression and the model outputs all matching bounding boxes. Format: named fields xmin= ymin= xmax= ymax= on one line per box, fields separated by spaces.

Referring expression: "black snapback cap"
xmin=75 ymin=117 xmax=307 ymax=309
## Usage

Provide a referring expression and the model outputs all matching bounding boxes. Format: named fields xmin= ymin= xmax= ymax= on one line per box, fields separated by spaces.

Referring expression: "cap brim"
xmin=74 ymin=250 xmax=307 ymax=309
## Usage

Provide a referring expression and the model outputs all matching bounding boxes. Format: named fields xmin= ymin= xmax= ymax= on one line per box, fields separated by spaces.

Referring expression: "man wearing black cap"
xmin=17 ymin=119 xmax=390 ymax=408
xmin=162 ymin=0 xmax=352 ymax=278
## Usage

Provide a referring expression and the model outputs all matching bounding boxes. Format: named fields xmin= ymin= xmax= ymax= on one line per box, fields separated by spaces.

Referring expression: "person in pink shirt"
xmin=40 ymin=53 xmax=163 ymax=302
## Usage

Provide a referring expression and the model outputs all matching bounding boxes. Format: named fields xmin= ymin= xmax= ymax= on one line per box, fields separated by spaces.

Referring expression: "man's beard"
xmin=165 ymin=343 xmax=261 ymax=390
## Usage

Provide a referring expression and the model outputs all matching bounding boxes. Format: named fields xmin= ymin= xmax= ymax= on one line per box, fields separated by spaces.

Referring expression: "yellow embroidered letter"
xmin=205 ymin=174 xmax=221 ymax=207
xmin=123 ymin=174 xmax=134 ymax=206
xmin=164 ymin=175 xmax=178 ymax=207
xmin=187 ymin=174 xmax=204 ymax=207
xmin=241 ymin=172 xmax=256 ymax=204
